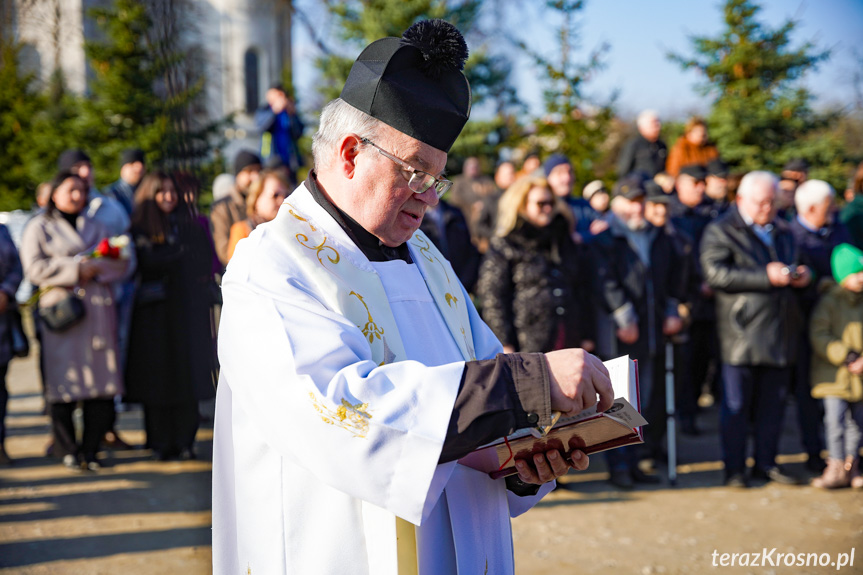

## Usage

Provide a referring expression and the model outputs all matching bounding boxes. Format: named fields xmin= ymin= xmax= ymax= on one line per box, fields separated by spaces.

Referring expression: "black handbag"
xmin=136 ymin=280 xmax=168 ymax=305
xmin=8 ymin=307 xmax=29 ymax=357
xmin=38 ymin=289 xmax=86 ymax=333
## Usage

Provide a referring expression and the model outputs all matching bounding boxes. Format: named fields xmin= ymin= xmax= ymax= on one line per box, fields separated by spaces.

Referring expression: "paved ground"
xmin=1 ymin=352 xmax=861 ymax=574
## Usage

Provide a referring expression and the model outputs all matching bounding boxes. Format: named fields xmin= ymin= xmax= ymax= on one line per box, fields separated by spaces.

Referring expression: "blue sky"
xmin=292 ymin=0 xmax=863 ymax=121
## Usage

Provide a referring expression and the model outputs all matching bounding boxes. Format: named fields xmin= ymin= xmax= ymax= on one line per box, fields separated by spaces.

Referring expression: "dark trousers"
xmin=793 ymin=336 xmax=824 ymax=459
xmin=690 ymin=320 xmax=720 ymax=401
xmin=0 ymin=363 xmax=8 ymax=444
xmin=674 ymin=339 xmax=696 ymax=422
xmin=144 ymin=402 xmax=199 ymax=457
xmin=720 ymin=364 xmax=790 ymax=474
xmin=50 ymin=399 xmax=114 ymax=463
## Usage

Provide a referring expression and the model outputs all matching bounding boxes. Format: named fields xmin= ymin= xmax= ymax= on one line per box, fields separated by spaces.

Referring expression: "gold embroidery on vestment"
xmin=350 ymin=291 xmax=384 ymax=343
xmin=287 ymin=203 xmax=340 ymax=266
xmin=309 ymin=392 xmax=372 ymax=438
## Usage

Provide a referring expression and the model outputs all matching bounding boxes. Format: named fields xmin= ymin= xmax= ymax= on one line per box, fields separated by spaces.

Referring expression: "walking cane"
xmin=665 ymin=340 xmax=678 ymax=487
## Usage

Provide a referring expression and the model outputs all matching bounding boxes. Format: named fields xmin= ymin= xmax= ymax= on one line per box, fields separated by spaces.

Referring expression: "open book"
xmin=458 ymin=355 xmax=646 ymax=479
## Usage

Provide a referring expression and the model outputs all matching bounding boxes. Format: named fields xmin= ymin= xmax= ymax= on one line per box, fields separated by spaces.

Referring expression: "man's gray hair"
xmin=312 ymin=98 xmax=386 ymax=170
xmin=794 ymin=179 xmax=835 ymax=213
xmin=637 ymin=109 xmax=659 ymax=127
xmin=737 ymin=171 xmax=779 ymax=199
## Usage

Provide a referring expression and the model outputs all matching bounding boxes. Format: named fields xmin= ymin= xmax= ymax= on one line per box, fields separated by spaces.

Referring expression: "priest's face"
xmin=353 ymin=127 xmax=446 ymax=247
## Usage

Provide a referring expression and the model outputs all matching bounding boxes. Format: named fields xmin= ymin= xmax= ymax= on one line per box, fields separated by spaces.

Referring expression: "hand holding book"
xmin=460 ymin=356 xmax=645 ymax=480
xmin=546 ymin=348 xmax=615 ymax=416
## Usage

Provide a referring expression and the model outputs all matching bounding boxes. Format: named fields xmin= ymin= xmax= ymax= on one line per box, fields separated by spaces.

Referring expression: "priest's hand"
xmin=545 ymin=348 xmax=613 ymax=416
xmin=514 ymin=448 xmax=589 ymax=485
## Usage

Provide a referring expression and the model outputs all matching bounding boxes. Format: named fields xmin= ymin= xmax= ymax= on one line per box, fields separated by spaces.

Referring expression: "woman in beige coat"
xmin=20 ymin=172 xmax=132 ymax=472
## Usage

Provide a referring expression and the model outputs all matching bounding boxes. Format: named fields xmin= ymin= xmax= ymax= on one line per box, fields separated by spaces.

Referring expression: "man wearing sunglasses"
xmin=213 ymin=19 xmax=611 ymax=575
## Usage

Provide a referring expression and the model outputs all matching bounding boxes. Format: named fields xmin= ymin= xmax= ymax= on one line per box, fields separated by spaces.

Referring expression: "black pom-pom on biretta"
xmin=400 ymin=19 xmax=469 ymax=79
xmin=340 ymin=19 xmax=472 ymax=152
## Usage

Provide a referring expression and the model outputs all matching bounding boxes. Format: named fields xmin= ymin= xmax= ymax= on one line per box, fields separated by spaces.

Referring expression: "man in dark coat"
xmin=700 ymin=171 xmax=812 ymax=487
xmin=789 ymin=179 xmax=852 ymax=472
xmin=669 ymin=164 xmax=718 ymax=435
xmin=616 ymin=110 xmax=668 ymax=178
xmin=592 ymin=175 xmax=684 ymax=488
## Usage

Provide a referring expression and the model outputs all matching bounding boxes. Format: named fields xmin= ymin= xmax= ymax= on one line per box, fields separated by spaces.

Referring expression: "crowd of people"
xmin=442 ymin=109 xmax=863 ymax=491
xmin=0 ymin=82 xmax=308 ymax=471
xmin=0 ymin=99 xmax=860 ymax=495
xmin=0 ymin=18 xmax=860 ymax=575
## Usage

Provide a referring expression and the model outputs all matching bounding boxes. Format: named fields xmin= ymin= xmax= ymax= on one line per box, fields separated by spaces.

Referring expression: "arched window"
xmin=244 ymin=49 xmax=259 ymax=114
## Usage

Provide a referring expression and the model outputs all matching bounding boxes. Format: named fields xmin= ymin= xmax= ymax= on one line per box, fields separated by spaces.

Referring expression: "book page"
xmin=548 ymin=355 xmax=637 ymax=426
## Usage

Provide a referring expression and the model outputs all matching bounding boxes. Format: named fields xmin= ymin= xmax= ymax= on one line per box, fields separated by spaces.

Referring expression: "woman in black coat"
xmin=477 ymin=175 xmax=594 ymax=353
xmin=125 ymin=172 xmax=218 ymax=460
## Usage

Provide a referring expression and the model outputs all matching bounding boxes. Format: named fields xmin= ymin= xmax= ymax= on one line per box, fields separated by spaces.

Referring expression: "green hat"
xmin=831 ymin=243 xmax=863 ymax=284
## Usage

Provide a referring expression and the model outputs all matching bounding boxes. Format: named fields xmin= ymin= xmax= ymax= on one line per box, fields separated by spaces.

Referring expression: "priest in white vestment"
xmin=212 ymin=19 xmax=613 ymax=575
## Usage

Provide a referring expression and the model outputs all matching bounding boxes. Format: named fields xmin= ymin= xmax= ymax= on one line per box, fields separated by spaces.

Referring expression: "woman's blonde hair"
xmin=495 ymin=175 xmax=571 ymax=237
xmin=246 ymin=169 xmax=290 ymax=217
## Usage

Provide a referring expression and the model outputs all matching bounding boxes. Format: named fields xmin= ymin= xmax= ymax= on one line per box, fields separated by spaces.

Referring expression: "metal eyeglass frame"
xmin=359 ymin=137 xmax=453 ymax=198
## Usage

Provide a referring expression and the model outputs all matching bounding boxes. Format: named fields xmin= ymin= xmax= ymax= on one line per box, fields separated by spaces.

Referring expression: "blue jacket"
xmin=255 ymin=105 xmax=305 ymax=172
xmin=0 ymin=225 xmax=23 ymax=365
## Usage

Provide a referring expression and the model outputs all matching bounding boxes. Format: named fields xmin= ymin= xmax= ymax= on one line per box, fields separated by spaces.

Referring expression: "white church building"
xmin=11 ymin=0 xmax=294 ymax=165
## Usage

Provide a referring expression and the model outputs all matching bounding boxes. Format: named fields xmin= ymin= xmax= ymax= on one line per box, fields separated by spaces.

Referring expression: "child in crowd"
xmin=809 ymin=243 xmax=863 ymax=488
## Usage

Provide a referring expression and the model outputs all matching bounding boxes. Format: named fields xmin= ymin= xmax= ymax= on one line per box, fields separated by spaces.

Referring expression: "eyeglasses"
xmin=360 ymin=138 xmax=453 ymax=198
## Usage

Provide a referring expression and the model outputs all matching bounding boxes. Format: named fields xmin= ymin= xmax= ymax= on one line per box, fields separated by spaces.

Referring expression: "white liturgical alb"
xmin=212 ymin=184 xmax=552 ymax=574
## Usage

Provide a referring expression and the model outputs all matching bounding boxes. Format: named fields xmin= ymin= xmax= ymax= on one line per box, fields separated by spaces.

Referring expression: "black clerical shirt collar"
xmin=305 ymin=171 xmax=413 ymax=263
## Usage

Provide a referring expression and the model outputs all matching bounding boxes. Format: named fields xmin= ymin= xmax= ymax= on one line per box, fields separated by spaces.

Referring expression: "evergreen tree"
xmin=81 ymin=0 xmax=223 ymax=189
xmin=517 ymin=0 xmax=615 ymax=190
xmin=667 ymin=0 xmax=849 ymax=186
xmin=0 ymin=40 xmax=44 ymax=210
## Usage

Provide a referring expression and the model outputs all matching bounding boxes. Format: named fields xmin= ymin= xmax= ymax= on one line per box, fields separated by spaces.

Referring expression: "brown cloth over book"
xmin=459 ymin=356 xmax=646 ymax=479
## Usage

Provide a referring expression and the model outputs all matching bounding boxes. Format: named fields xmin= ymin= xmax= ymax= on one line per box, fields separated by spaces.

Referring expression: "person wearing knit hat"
xmin=705 ymin=158 xmax=731 ymax=212
xmin=583 ymin=179 xmax=610 ymax=215
xmin=102 ymin=147 xmax=148 ymax=443
xmin=808 ymin=242 xmax=863 ymax=489
xmin=543 ymin=154 xmax=607 ymax=240
xmin=212 ymin=18 xmax=609 ymax=575
xmin=209 ymin=150 xmax=262 ymax=265
xmin=832 ymin=243 xmax=863 ymax=284
xmin=104 ymin=148 xmax=146 ymax=216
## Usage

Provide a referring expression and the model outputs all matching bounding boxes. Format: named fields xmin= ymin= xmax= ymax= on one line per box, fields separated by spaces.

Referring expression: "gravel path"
xmin=1 ymin=354 xmax=860 ymax=574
